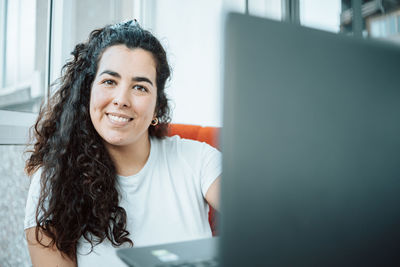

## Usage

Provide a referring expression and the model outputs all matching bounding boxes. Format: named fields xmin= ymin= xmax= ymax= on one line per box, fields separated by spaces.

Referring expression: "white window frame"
xmin=0 ymin=110 xmax=36 ymax=144
xmin=0 ymin=0 xmax=49 ymax=144
xmin=0 ymin=0 xmax=6 ymax=88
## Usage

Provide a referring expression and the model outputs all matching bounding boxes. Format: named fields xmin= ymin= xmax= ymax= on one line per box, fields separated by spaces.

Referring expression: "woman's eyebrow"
xmin=99 ymin=70 xmax=153 ymax=86
xmin=133 ymin=76 xmax=153 ymax=86
xmin=99 ymin=70 xmax=120 ymax=78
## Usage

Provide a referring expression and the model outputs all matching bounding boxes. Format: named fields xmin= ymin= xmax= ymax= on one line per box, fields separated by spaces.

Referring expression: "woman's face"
xmin=89 ymin=45 xmax=157 ymax=149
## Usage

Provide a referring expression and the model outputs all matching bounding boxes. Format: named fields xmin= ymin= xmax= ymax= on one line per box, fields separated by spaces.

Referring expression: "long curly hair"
xmin=25 ymin=20 xmax=171 ymax=261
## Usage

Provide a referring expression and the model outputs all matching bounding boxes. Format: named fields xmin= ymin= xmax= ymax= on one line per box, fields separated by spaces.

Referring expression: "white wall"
xmin=149 ymin=0 xmax=226 ymax=127
xmin=146 ymin=0 xmax=283 ymax=127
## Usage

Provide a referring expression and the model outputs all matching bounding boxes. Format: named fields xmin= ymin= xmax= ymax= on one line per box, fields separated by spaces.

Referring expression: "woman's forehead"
xmin=97 ymin=45 xmax=157 ymax=82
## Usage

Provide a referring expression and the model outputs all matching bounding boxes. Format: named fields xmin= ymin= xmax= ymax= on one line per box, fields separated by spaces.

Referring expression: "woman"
xmin=24 ymin=20 xmax=221 ymax=266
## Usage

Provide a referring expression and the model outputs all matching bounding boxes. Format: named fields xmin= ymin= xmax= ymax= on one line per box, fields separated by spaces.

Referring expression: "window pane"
xmin=300 ymin=0 xmax=341 ymax=32
xmin=388 ymin=16 xmax=396 ymax=35
xmin=398 ymin=15 xmax=400 ymax=34
xmin=0 ymin=0 xmax=48 ymax=113
xmin=249 ymin=0 xmax=282 ymax=21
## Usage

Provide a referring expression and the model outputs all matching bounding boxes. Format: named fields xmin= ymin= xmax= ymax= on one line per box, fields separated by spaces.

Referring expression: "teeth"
xmin=108 ymin=114 xmax=130 ymax=122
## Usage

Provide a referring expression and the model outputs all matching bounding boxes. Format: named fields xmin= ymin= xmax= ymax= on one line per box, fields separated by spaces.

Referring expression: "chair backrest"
xmin=168 ymin=124 xmax=220 ymax=149
xmin=167 ymin=124 xmax=220 ymax=236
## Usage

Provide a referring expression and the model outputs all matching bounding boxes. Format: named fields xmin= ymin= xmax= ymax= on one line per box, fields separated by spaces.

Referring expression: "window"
xmin=249 ymin=0 xmax=282 ymax=21
xmin=300 ymin=0 xmax=341 ymax=32
xmin=0 ymin=0 xmax=48 ymax=113
xmin=367 ymin=10 xmax=400 ymax=41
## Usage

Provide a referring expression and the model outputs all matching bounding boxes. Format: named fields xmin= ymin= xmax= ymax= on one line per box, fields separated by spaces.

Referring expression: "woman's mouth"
xmin=106 ymin=113 xmax=133 ymax=125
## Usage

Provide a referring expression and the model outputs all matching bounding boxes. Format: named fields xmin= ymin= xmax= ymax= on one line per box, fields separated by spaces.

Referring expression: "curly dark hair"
xmin=25 ymin=20 xmax=171 ymax=261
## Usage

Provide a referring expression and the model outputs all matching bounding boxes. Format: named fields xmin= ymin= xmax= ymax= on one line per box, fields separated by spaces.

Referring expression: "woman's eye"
xmin=133 ymin=85 xmax=147 ymax=92
xmin=103 ymin=79 xmax=115 ymax=86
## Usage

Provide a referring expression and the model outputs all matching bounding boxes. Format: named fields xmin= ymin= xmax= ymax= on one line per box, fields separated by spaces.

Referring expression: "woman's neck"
xmin=105 ymin=136 xmax=151 ymax=177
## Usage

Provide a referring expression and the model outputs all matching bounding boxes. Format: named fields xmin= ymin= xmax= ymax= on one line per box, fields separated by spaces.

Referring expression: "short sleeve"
xmin=24 ymin=170 xmax=42 ymax=229
xmin=199 ymin=144 xmax=222 ymax=197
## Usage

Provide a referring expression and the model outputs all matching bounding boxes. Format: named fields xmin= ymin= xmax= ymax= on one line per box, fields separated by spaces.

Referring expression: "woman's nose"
xmin=112 ymin=87 xmax=131 ymax=108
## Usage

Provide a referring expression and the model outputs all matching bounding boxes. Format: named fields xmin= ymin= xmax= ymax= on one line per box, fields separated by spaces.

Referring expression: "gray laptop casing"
xmin=117 ymin=237 xmax=218 ymax=266
xmin=220 ymin=12 xmax=400 ymax=267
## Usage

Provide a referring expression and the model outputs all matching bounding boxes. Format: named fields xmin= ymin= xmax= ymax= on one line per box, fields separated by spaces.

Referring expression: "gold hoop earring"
xmin=151 ymin=117 xmax=159 ymax=126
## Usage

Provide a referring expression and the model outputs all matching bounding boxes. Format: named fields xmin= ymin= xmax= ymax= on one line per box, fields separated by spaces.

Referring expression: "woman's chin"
xmin=101 ymin=131 xmax=148 ymax=149
xmin=104 ymin=137 xmax=129 ymax=147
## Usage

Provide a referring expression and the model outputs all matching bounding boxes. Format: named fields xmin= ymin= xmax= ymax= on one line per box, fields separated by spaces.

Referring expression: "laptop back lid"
xmin=117 ymin=237 xmax=218 ymax=267
xmin=221 ymin=12 xmax=400 ymax=266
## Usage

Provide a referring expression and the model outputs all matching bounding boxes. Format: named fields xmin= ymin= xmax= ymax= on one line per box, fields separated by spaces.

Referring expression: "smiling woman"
xmin=90 ymin=46 xmax=161 ymax=177
xmin=23 ymin=21 xmax=221 ymax=267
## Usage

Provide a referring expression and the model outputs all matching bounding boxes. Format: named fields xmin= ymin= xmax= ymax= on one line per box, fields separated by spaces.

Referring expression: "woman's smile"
xmin=106 ymin=112 xmax=134 ymax=126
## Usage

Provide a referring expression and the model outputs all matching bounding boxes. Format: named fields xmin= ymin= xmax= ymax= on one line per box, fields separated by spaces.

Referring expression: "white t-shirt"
xmin=24 ymin=135 xmax=222 ymax=266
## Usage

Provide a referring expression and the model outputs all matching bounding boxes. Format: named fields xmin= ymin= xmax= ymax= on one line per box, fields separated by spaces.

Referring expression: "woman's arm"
xmin=205 ymin=176 xmax=221 ymax=211
xmin=25 ymin=227 xmax=77 ymax=267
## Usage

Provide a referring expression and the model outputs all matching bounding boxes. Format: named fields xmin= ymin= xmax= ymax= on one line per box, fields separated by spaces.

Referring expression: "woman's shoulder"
xmin=28 ymin=168 xmax=43 ymax=191
xmin=155 ymin=135 xmax=215 ymax=153
xmin=153 ymin=135 xmax=220 ymax=167
xmin=24 ymin=168 xmax=43 ymax=229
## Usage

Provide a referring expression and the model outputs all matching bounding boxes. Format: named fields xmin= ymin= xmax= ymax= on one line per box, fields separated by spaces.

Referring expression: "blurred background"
xmin=0 ymin=0 xmax=399 ymax=266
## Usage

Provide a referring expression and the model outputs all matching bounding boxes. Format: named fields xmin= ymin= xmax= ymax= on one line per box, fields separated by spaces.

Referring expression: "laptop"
xmin=117 ymin=237 xmax=219 ymax=266
xmin=118 ymin=12 xmax=400 ymax=266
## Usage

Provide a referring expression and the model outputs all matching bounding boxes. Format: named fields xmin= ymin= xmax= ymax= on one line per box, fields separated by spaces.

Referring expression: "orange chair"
xmin=168 ymin=124 xmax=220 ymax=236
